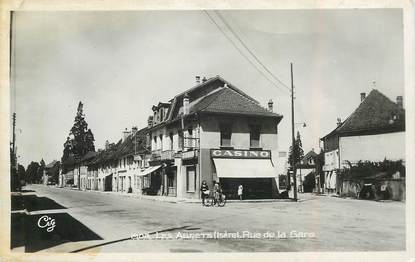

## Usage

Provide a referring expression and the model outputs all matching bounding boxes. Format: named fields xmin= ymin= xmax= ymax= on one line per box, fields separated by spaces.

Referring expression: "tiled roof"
xmin=148 ymin=76 xmax=283 ymax=130
xmin=323 ymin=89 xmax=405 ymax=138
xmin=301 ymin=150 xmax=318 ymax=163
xmin=81 ymin=151 xmax=97 ymax=162
xmin=196 ymin=87 xmax=281 ymax=118
xmin=114 ymin=127 xmax=148 ymax=159
xmin=45 ymin=160 xmax=58 ymax=169
xmin=172 ymin=76 xmax=259 ymax=104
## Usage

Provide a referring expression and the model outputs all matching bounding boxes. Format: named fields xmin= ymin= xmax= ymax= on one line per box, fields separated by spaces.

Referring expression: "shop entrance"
xmin=220 ymin=178 xmax=273 ymax=199
xmin=168 ymin=167 xmax=177 ymax=196
xmin=150 ymin=171 xmax=162 ymax=195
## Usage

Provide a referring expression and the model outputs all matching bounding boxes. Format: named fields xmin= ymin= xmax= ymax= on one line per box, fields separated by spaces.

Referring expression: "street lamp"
xmin=295 ymin=122 xmax=306 ymax=128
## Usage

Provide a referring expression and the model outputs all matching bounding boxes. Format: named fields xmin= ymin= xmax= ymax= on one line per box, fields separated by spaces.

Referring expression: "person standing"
xmin=201 ymin=180 xmax=209 ymax=206
xmin=238 ymin=184 xmax=243 ymax=200
xmin=213 ymin=181 xmax=220 ymax=205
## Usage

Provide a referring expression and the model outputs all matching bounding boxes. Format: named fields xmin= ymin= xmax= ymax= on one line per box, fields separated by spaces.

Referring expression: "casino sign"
xmin=211 ymin=149 xmax=271 ymax=159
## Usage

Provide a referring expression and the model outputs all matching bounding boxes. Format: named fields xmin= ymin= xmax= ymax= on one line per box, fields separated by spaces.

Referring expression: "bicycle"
xmin=203 ymin=191 xmax=226 ymax=207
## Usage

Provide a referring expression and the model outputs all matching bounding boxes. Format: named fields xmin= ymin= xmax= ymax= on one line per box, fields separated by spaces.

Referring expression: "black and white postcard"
xmin=1 ymin=1 xmax=414 ymax=261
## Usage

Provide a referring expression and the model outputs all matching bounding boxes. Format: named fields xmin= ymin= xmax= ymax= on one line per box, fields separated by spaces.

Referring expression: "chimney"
xmin=202 ymin=76 xmax=207 ymax=83
xmin=336 ymin=117 xmax=342 ymax=126
xmin=396 ymin=96 xmax=403 ymax=108
xmin=123 ymin=128 xmax=131 ymax=141
xmin=267 ymin=99 xmax=274 ymax=112
xmin=195 ymin=76 xmax=201 ymax=84
xmin=147 ymin=116 xmax=153 ymax=127
xmin=360 ymin=92 xmax=366 ymax=102
xmin=183 ymin=93 xmax=190 ymax=115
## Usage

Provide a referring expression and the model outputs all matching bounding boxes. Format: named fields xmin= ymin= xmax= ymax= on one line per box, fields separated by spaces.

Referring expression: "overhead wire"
xmin=214 ymin=10 xmax=291 ymax=92
xmin=202 ymin=10 xmax=290 ymax=96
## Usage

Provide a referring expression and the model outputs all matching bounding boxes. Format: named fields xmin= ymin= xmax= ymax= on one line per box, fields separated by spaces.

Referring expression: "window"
xmin=167 ymin=175 xmax=174 ymax=187
xmin=169 ymin=132 xmax=174 ymax=150
xmin=186 ymin=128 xmax=194 ymax=148
xmin=159 ymin=134 xmax=163 ymax=150
xmin=186 ymin=166 xmax=196 ymax=192
xmin=178 ymin=131 xmax=184 ymax=151
xmin=153 ymin=136 xmax=157 ymax=150
xmin=250 ymin=125 xmax=261 ymax=148
xmin=143 ymin=176 xmax=150 ymax=188
xmin=220 ymin=124 xmax=232 ymax=147
xmin=160 ymin=109 xmax=164 ymax=122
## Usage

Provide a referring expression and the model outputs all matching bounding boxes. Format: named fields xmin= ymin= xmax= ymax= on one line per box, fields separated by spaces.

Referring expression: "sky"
xmin=11 ymin=9 xmax=404 ymax=167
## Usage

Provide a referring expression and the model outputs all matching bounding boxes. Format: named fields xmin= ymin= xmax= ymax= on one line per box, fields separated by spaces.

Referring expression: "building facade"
xmin=145 ymin=76 xmax=283 ymax=199
xmin=321 ymin=89 xmax=405 ymax=194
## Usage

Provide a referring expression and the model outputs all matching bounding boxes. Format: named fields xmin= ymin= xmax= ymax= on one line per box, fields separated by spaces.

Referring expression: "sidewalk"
xmin=54 ymin=185 xmax=302 ymax=203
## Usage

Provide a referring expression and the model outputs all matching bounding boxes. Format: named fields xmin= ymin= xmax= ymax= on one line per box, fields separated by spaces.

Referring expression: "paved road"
xmin=13 ymin=184 xmax=405 ymax=252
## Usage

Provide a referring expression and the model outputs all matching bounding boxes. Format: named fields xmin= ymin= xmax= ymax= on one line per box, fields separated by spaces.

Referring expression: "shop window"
xmin=220 ymin=124 xmax=232 ymax=148
xmin=250 ymin=125 xmax=261 ymax=148
xmin=186 ymin=166 xmax=196 ymax=192
xmin=143 ymin=176 xmax=150 ymax=188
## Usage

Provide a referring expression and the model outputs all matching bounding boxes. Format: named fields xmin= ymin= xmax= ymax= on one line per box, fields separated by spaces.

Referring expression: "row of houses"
xmin=58 ymin=76 xmax=285 ymax=200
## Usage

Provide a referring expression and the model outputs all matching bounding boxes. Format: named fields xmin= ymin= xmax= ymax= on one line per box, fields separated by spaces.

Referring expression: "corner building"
xmin=146 ymin=76 xmax=283 ymax=199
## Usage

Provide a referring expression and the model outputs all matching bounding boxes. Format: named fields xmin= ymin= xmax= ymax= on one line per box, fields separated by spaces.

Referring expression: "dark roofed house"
xmin=42 ymin=160 xmax=60 ymax=185
xmin=111 ymin=127 xmax=150 ymax=193
xmin=145 ymin=75 xmax=283 ymax=200
xmin=297 ymin=149 xmax=318 ymax=193
xmin=320 ymin=89 xmax=405 ymax=195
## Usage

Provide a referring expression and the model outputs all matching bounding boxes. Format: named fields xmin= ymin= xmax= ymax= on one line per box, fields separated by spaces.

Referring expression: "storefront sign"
xmin=211 ymin=149 xmax=271 ymax=159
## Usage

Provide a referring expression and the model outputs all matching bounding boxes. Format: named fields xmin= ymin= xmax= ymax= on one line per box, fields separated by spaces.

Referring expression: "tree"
xmin=62 ymin=101 xmax=95 ymax=163
xmin=288 ymin=131 xmax=304 ymax=168
xmin=26 ymin=161 xmax=40 ymax=184
xmin=18 ymin=164 xmax=26 ymax=185
xmin=10 ymin=146 xmax=18 ymax=191
xmin=36 ymin=159 xmax=46 ymax=183
xmin=49 ymin=161 xmax=61 ymax=184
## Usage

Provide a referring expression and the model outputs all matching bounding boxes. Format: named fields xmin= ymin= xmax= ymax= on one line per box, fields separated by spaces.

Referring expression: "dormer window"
xmin=160 ymin=109 xmax=164 ymax=122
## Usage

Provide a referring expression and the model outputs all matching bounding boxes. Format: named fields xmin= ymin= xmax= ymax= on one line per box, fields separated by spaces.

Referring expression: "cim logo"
xmin=211 ymin=149 xmax=271 ymax=159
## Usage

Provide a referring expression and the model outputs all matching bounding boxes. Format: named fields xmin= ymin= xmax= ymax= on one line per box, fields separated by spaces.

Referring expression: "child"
xmin=238 ymin=184 xmax=243 ymax=200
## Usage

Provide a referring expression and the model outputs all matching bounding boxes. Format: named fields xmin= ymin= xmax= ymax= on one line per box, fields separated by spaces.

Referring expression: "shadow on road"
xmin=11 ymin=193 xmax=103 ymax=252
xmin=12 ymin=194 xmax=67 ymax=212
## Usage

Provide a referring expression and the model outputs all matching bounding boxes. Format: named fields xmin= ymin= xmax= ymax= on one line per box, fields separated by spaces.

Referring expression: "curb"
xmin=47 ymin=185 xmax=306 ymax=204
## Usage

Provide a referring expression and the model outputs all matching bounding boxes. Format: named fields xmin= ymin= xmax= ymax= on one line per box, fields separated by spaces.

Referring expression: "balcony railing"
xmin=160 ymin=150 xmax=174 ymax=160
xmin=151 ymin=149 xmax=162 ymax=160
xmin=182 ymin=150 xmax=198 ymax=160
xmin=183 ymin=137 xmax=199 ymax=149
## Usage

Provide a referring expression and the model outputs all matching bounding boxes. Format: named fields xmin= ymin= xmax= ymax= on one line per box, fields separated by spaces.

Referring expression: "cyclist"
xmin=213 ymin=181 xmax=223 ymax=205
xmin=201 ymin=180 xmax=209 ymax=206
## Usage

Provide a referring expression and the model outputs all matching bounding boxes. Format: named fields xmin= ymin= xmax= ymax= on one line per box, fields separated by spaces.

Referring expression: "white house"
xmin=321 ymin=89 xmax=405 ymax=194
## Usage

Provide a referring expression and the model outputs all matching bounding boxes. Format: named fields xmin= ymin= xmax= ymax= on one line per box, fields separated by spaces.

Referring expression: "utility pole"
xmin=12 ymin=113 xmax=16 ymax=156
xmin=291 ymin=63 xmax=298 ymax=201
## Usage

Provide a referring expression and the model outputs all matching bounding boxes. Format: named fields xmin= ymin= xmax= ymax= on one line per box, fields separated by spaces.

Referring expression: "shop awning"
xmin=137 ymin=165 xmax=162 ymax=177
xmin=213 ymin=159 xmax=276 ymax=178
